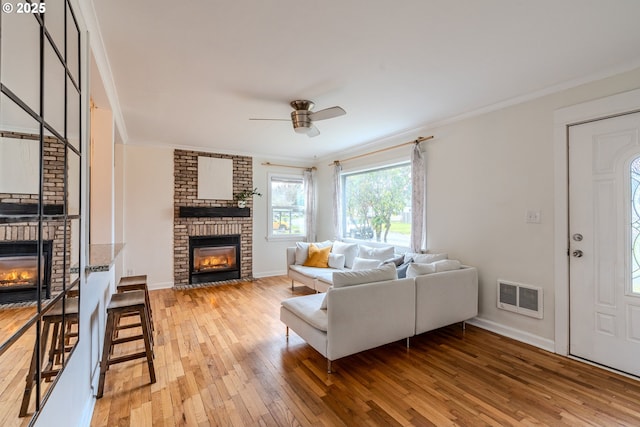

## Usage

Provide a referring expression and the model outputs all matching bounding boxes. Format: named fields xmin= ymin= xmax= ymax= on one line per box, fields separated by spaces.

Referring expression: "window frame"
xmin=266 ymin=172 xmax=306 ymax=241
xmin=340 ymin=161 xmax=412 ymax=248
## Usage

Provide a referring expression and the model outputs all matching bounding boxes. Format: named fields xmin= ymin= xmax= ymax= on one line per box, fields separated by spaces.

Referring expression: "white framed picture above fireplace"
xmin=197 ymin=156 xmax=233 ymax=200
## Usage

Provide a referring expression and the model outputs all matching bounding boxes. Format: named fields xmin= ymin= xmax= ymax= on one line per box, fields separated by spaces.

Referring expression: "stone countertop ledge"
xmin=70 ymin=243 xmax=124 ymax=274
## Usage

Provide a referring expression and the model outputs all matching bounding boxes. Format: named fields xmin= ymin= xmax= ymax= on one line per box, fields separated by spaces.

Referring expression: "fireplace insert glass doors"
xmin=0 ymin=241 xmax=52 ymax=303
xmin=189 ymin=235 xmax=241 ymax=284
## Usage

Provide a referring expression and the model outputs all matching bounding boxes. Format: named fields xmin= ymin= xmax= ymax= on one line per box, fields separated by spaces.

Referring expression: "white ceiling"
xmin=90 ymin=0 xmax=640 ymax=161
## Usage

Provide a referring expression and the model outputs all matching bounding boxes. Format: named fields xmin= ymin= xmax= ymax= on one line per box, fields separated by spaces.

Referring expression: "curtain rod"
xmin=261 ymin=162 xmax=316 ymax=171
xmin=329 ymin=135 xmax=433 ymax=166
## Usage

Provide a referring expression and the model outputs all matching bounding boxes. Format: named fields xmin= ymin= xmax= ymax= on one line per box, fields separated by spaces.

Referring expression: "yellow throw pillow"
xmin=303 ymin=243 xmax=332 ymax=268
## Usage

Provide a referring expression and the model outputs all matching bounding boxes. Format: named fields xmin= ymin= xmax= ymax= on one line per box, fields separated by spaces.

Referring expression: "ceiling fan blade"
xmin=306 ymin=124 xmax=320 ymax=137
xmin=249 ymin=118 xmax=290 ymax=121
xmin=309 ymin=106 xmax=346 ymax=121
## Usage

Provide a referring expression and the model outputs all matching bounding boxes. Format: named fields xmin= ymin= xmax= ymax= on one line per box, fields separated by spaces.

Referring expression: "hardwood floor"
xmin=91 ymin=277 xmax=640 ymax=426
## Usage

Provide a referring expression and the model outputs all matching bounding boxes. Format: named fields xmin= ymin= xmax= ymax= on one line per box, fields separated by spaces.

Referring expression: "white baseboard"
xmin=147 ymin=281 xmax=174 ymax=290
xmin=467 ymin=317 xmax=555 ymax=353
xmin=253 ymin=270 xmax=287 ymax=278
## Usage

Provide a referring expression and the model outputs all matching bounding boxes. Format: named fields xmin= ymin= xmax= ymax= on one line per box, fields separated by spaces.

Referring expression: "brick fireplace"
xmin=173 ymin=150 xmax=253 ymax=286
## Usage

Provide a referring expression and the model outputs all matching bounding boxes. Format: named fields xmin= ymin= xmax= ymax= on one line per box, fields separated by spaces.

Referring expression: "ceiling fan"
xmin=250 ymin=100 xmax=346 ymax=137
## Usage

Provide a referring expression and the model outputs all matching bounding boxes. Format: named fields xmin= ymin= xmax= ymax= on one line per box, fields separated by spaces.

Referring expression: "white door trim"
xmin=553 ymin=88 xmax=640 ymax=355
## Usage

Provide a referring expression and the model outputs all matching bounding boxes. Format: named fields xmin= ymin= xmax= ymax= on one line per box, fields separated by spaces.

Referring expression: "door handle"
xmin=572 ymin=250 xmax=584 ymax=258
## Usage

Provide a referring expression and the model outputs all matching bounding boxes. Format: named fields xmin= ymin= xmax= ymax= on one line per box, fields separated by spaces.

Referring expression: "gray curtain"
xmin=304 ymin=168 xmax=317 ymax=242
xmin=332 ymin=162 xmax=343 ymax=240
xmin=411 ymin=143 xmax=426 ymax=252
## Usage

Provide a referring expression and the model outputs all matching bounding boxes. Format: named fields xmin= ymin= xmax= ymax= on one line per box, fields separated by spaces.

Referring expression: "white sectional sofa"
xmin=280 ymin=257 xmax=478 ymax=372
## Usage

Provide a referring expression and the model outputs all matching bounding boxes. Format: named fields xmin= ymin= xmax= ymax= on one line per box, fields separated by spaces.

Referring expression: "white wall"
xmin=316 ymin=67 xmax=640 ymax=346
xmin=252 ymin=159 xmax=315 ymax=277
xmin=122 ymin=145 xmax=174 ymax=288
xmin=89 ymin=107 xmax=114 ymax=244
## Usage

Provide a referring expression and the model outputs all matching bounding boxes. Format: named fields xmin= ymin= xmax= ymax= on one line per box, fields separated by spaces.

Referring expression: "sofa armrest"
xmin=286 ymin=247 xmax=296 ymax=267
xmin=414 ymin=266 xmax=478 ymax=335
xmin=326 ymin=278 xmax=415 ymax=361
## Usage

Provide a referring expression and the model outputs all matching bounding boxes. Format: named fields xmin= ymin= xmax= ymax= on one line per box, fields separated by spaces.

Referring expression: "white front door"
xmin=569 ymin=112 xmax=640 ymax=377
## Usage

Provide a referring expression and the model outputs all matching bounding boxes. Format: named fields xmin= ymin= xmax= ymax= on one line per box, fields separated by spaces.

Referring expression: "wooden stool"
xmin=117 ymin=275 xmax=154 ymax=333
xmin=97 ymin=290 xmax=156 ymax=398
xmin=20 ymin=297 xmax=79 ymax=417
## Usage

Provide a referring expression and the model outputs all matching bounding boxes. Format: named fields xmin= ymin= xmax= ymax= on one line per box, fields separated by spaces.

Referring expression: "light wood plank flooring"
xmin=91 ymin=277 xmax=640 ymax=426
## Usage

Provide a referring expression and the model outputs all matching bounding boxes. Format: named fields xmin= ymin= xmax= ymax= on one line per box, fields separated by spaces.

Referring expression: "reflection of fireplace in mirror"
xmin=189 ymin=235 xmax=240 ymax=284
xmin=0 ymin=241 xmax=52 ymax=304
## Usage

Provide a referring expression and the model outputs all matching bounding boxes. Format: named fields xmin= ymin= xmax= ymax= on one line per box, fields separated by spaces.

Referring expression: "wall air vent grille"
xmin=497 ymin=280 xmax=543 ymax=319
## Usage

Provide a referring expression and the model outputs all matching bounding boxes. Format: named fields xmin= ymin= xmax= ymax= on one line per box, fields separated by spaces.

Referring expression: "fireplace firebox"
xmin=189 ymin=235 xmax=240 ymax=284
xmin=0 ymin=241 xmax=52 ymax=303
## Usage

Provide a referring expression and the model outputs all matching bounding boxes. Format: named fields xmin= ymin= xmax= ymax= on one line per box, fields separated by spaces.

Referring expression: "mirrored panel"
xmin=1 ymin=95 xmax=41 ymax=206
xmin=40 ymin=218 xmax=65 ymax=304
xmin=0 ymin=12 xmax=40 ymax=113
xmin=67 ymin=80 xmax=80 ymax=151
xmin=0 ymin=320 xmax=38 ymax=426
xmin=43 ymin=40 xmax=65 ymax=136
xmin=68 ymin=218 xmax=80 ymax=286
xmin=44 ymin=0 xmax=65 ymax=56
xmin=67 ymin=149 xmax=80 ymax=216
xmin=41 ymin=137 xmax=65 ymax=215
xmin=66 ymin=4 xmax=80 ymax=86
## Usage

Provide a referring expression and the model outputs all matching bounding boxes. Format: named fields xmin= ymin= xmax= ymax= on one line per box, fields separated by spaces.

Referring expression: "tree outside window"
xmin=342 ymin=163 xmax=411 ymax=246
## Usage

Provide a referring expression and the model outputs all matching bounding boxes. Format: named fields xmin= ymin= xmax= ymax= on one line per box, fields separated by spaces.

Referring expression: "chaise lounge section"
xmin=280 ymin=261 xmax=478 ymax=372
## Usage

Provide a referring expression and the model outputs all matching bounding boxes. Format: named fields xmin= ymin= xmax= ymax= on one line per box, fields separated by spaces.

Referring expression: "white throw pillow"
xmin=295 ymin=240 xmax=332 ymax=265
xmin=406 ymin=263 xmax=436 ymax=278
xmin=358 ymin=245 xmax=395 ymax=261
xmin=332 ymin=263 xmax=397 ymax=288
xmin=351 ymin=257 xmax=382 ymax=270
xmin=404 ymin=252 xmax=419 ymax=263
xmin=331 ymin=241 xmax=359 ymax=269
xmin=328 ymin=253 xmax=346 ymax=269
xmin=413 ymin=253 xmax=448 ymax=264
xmin=432 ymin=259 xmax=461 ymax=272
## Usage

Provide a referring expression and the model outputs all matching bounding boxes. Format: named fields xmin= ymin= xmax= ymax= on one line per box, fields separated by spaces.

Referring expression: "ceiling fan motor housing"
xmin=291 ymin=110 xmax=312 ymax=133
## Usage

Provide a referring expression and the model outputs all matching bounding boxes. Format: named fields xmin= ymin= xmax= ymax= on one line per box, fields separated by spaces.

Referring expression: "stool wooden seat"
xmin=20 ymin=297 xmax=79 ymax=417
xmin=97 ymin=290 xmax=155 ymax=398
xmin=117 ymin=275 xmax=153 ymax=333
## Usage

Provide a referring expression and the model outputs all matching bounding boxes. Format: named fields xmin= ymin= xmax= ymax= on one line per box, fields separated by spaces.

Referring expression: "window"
xmin=342 ymin=163 xmax=411 ymax=247
xmin=631 ymin=157 xmax=640 ymax=294
xmin=268 ymin=174 xmax=306 ymax=239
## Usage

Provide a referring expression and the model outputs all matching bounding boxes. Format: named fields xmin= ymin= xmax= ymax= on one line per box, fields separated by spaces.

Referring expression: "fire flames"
xmin=196 ymin=255 xmax=231 ymax=272
xmin=0 ymin=270 xmax=35 ymax=287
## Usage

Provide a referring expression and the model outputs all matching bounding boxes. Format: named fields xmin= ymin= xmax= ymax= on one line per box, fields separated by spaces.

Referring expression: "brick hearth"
xmin=173 ymin=150 xmax=253 ymax=286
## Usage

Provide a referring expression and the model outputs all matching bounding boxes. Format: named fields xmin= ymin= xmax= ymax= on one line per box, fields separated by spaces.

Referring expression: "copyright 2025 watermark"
xmin=2 ymin=2 xmax=47 ymax=13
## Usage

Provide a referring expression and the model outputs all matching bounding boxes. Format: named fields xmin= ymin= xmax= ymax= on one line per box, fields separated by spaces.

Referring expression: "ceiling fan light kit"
xmin=251 ymin=99 xmax=346 ymax=138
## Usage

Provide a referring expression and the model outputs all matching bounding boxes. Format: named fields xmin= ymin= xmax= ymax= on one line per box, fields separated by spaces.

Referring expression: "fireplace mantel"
xmin=178 ymin=206 xmax=250 ymax=218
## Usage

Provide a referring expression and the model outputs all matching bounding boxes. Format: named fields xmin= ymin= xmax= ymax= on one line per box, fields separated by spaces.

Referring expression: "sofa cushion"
xmin=328 ymin=253 xmax=345 ymax=269
xmin=281 ymin=293 xmax=328 ymax=331
xmin=303 ymin=243 xmax=332 ymax=267
xmin=331 ymin=241 xmax=359 ymax=269
xmin=320 ymin=285 xmax=333 ymax=309
xmin=406 ymin=263 xmax=436 ymax=278
xmin=383 ymin=254 xmax=405 ymax=267
xmin=352 ymin=257 xmax=382 ymax=270
xmin=332 ymin=263 xmax=397 ymax=288
xmin=358 ymin=245 xmax=395 ymax=261
xmin=289 ymin=264 xmax=333 ymax=279
xmin=396 ymin=260 xmax=413 ymax=278
xmin=413 ymin=253 xmax=448 ymax=264
xmin=433 ymin=259 xmax=462 ymax=272
xmin=295 ymin=241 xmax=332 ymax=265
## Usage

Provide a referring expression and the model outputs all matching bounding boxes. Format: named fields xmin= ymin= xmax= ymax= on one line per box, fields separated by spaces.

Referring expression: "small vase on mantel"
xmin=234 ymin=187 xmax=262 ymax=209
